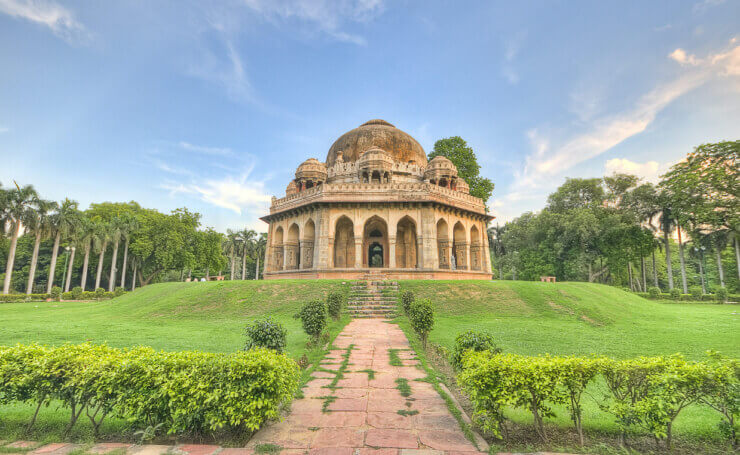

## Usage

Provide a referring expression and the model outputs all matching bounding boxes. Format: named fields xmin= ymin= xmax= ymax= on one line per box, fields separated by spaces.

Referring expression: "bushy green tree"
xmin=409 ymin=299 xmax=434 ymax=348
xmin=326 ymin=292 xmax=343 ymax=320
xmin=451 ymin=330 xmax=500 ymax=371
xmin=245 ymin=317 xmax=288 ymax=353
xmin=296 ymin=300 xmax=327 ymax=342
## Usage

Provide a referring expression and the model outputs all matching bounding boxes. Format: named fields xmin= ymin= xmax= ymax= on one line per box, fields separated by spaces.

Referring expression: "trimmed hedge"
xmin=458 ymin=351 xmax=739 ymax=449
xmin=0 ymin=343 xmax=300 ymax=436
xmin=0 ymin=293 xmax=50 ymax=303
xmin=636 ymin=291 xmax=739 ymax=303
xmin=0 ymin=291 xmax=125 ymax=303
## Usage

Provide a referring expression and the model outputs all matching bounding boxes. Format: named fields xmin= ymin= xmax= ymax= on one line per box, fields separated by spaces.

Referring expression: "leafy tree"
xmin=47 ymin=199 xmax=81 ymax=293
xmin=25 ymin=198 xmax=55 ymax=294
xmin=245 ymin=317 xmax=288 ymax=353
xmin=409 ymin=299 xmax=435 ymax=348
xmin=296 ymin=299 xmax=327 ymax=341
xmin=428 ymin=136 xmax=494 ymax=203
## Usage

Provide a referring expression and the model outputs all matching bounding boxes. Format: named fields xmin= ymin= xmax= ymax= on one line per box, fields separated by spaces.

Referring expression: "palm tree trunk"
xmin=735 ymin=237 xmax=740 ymax=280
xmin=255 ymin=253 xmax=260 ymax=280
xmin=664 ymin=230 xmax=674 ymax=290
xmin=132 ymin=261 xmax=137 ymax=291
xmin=95 ymin=240 xmax=107 ymax=290
xmin=628 ymin=262 xmax=634 ymax=291
xmin=81 ymin=239 xmax=91 ymax=291
xmin=46 ymin=232 xmax=61 ymax=293
xmin=26 ymin=231 xmax=42 ymax=294
xmin=652 ymin=249 xmax=659 ymax=288
xmin=241 ymin=253 xmax=247 ymax=280
xmin=677 ymin=226 xmax=688 ymax=294
xmin=230 ymin=250 xmax=235 ymax=280
xmin=715 ymin=241 xmax=725 ymax=288
xmin=109 ymin=239 xmax=120 ymax=292
xmin=206 ymin=267 xmax=210 ymax=279
xmin=641 ymin=257 xmax=647 ymax=291
xmin=120 ymin=238 xmax=129 ymax=289
xmin=2 ymin=223 xmax=21 ymax=295
xmin=64 ymin=247 xmax=76 ymax=293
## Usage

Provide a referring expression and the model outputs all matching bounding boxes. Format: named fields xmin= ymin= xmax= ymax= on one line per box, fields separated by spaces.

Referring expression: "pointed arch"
xmin=363 ymin=215 xmax=388 ymax=267
xmin=396 ymin=216 xmax=418 ymax=268
xmin=273 ymin=226 xmax=284 ymax=271
xmin=334 ymin=216 xmax=355 ymax=268
xmin=286 ymin=223 xmax=300 ymax=270
xmin=470 ymin=224 xmax=482 ymax=271
xmin=452 ymin=221 xmax=467 ymax=270
xmin=436 ymin=218 xmax=450 ymax=269
xmin=302 ymin=219 xmax=316 ymax=269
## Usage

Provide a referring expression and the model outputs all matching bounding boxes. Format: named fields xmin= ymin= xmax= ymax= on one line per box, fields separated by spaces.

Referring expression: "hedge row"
xmin=0 ymin=293 xmax=50 ymax=303
xmin=0 ymin=343 xmax=300 ymax=436
xmin=0 ymin=291 xmax=125 ymax=303
xmin=458 ymin=351 xmax=738 ymax=449
xmin=636 ymin=291 xmax=740 ymax=303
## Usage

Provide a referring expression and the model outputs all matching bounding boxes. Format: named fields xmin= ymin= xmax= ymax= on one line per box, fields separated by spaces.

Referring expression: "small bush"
xmin=114 ymin=286 xmax=125 ymax=297
xmin=689 ymin=285 xmax=703 ymax=300
xmin=452 ymin=330 xmax=501 ymax=371
xmin=400 ymin=290 xmax=414 ymax=314
xmin=669 ymin=288 xmax=681 ymax=300
xmin=296 ymin=299 xmax=327 ymax=341
xmin=245 ymin=317 xmax=288 ymax=353
xmin=715 ymin=287 xmax=728 ymax=303
xmin=94 ymin=287 xmax=106 ymax=299
xmin=70 ymin=286 xmax=83 ymax=300
xmin=409 ymin=299 xmax=434 ymax=348
xmin=326 ymin=292 xmax=344 ymax=320
xmin=50 ymin=286 xmax=62 ymax=301
xmin=648 ymin=286 xmax=661 ymax=299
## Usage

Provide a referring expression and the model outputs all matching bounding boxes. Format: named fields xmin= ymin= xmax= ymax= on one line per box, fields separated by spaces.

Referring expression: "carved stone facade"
xmin=261 ymin=120 xmax=494 ymax=280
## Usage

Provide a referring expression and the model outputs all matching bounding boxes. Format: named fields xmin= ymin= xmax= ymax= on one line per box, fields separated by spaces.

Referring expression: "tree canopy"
xmin=428 ymin=136 xmax=494 ymax=203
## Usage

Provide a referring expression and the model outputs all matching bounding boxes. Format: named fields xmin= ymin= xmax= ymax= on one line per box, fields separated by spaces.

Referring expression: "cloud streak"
xmin=0 ymin=0 xmax=88 ymax=42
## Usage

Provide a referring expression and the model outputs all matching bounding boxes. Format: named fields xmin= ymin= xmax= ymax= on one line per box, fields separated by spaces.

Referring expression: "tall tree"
xmin=94 ymin=221 xmax=110 ymax=290
xmin=25 ymin=199 xmax=56 ymax=294
xmin=428 ymin=136 xmax=494 ymax=203
xmin=255 ymin=233 xmax=267 ymax=280
xmin=225 ymin=229 xmax=238 ymax=280
xmin=239 ymin=229 xmax=256 ymax=280
xmin=63 ymin=220 xmax=82 ymax=293
xmin=77 ymin=217 xmax=96 ymax=291
xmin=107 ymin=216 xmax=125 ymax=291
xmin=2 ymin=183 xmax=38 ymax=294
xmin=119 ymin=215 xmax=138 ymax=289
xmin=47 ymin=199 xmax=80 ymax=293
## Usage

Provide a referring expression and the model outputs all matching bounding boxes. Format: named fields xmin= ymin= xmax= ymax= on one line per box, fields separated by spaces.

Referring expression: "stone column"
xmin=416 ymin=237 xmax=423 ymax=269
xmin=354 ymin=239 xmax=363 ymax=268
xmin=455 ymin=242 xmax=469 ymax=270
xmin=274 ymin=245 xmax=284 ymax=271
xmin=482 ymin=222 xmax=492 ymax=273
xmin=470 ymin=244 xmax=482 ymax=271
xmin=421 ymin=207 xmax=437 ymax=269
xmin=315 ymin=208 xmax=331 ymax=269
xmin=438 ymin=240 xmax=451 ymax=269
xmin=300 ymin=240 xmax=314 ymax=269
xmin=389 ymin=236 xmax=397 ymax=268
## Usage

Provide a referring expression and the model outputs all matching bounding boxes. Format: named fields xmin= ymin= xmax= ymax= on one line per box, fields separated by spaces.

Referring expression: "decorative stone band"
xmin=264 ymin=182 xmax=490 ymax=221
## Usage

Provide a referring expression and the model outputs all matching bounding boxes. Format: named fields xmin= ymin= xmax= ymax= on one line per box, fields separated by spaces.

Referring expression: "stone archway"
xmin=273 ymin=226 xmax=284 ymax=271
xmin=452 ymin=222 xmax=467 ymax=270
xmin=302 ymin=219 xmax=316 ymax=269
xmin=368 ymin=242 xmax=384 ymax=267
xmin=470 ymin=224 xmax=482 ymax=271
xmin=286 ymin=223 xmax=300 ymax=270
xmin=363 ymin=216 xmax=388 ymax=268
xmin=396 ymin=216 xmax=418 ymax=268
xmin=334 ymin=216 xmax=355 ymax=268
xmin=436 ymin=219 xmax=450 ymax=269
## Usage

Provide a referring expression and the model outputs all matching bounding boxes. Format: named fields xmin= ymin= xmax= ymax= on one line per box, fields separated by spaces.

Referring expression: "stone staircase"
xmin=346 ymin=271 xmax=399 ymax=318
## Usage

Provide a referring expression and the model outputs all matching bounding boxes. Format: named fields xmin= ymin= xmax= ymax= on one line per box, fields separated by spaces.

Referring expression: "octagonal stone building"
xmin=261 ymin=119 xmax=493 ymax=280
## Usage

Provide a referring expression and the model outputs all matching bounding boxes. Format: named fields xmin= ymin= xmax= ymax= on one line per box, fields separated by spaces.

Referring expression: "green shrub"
xmin=689 ymin=285 xmax=703 ymax=300
xmin=94 ymin=287 xmax=106 ymax=299
xmin=0 ymin=343 xmax=300 ymax=436
xmin=245 ymin=317 xmax=287 ymax=353
xmin=0 ymin=293 xmax=49 ymax=303
xmin=715 ymin=287 xmax=728 ymax=303
xmin=114 ymin=287 xmax=125 ymax=297
xmin=409 ymin=299 xmax=434 ymax=348
xmin=399 ymin=290 xmax=414 ymax=314
xmin=669 ymin=288 xmax=681 ymax=300
xmin=451 ymin=330 xmax=501 ymax=371
xmin=326 ymin=292 xmax=344 ymax=320
xmin=50 ymin=286 xmax=62 ymax=301
xmin=648 ymin=287 xmax=661 ymax=299
xmin=70 ymin=286 xmax=83 ymax=300
xmin=296 ymin=299 xmax=327 ymax=341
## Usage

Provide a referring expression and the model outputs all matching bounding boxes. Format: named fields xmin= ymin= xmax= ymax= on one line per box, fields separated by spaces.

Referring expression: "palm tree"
xmin=108 ymin=216 xmax=126 ymax=292
xmin=78 ymin=217 xmax=96 ymax=291
xmin=254 ymin=233 xmax=267 ymax=280
xmin=94 ymin=221 xmax=111 ymax=290
xmin=46 ymin=199 xmax=80 ymax=293
xmin=2 ymin=183 xmax=38 ymax=294
xmin=119 ymin=215 xmax=138 ymax=289
xmin=25 ymin=199 xmax=56 ymax=294
xmin=225 ymin=229 xmax=239 ymax=280
xmin=63 ymin=217 xmax=84 ymax=293
xmin=240 ymin=229 xmax=257 ymax=279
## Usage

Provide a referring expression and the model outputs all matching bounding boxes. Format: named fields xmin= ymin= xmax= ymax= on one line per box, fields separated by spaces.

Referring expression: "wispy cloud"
xmin=501 ymin=30 xmax=526 ymax=84
xmin=693 ymin=0 xmax=726 ymax=13
xmin=0 ymin=0 xmax=88 ymax=42
xmin=0 ymin=126 xmax=9 ymax=134
xmin=187 ymin=39 xmax=255 ymax=104
xmin=162 ymin=172 xmax=272 ymax=215
xmin=177 ymin=141 xmax=233 ymax=157
xmin=604 ymin=158 xmax=674 ymax=183
xmin=240 ymin=0 xmax=385 ymax=45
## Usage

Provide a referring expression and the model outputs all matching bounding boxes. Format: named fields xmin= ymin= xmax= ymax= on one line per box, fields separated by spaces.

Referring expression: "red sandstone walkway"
xmin=247 ymin=319 xmax=483 ymax=455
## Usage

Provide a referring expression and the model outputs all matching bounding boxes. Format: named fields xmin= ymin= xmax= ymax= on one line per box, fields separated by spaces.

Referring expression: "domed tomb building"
xmin=261 ymin=120 xmax=493 ymax=279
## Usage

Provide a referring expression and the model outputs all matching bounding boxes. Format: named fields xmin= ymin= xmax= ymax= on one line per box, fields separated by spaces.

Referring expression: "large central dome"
xmin=326 ymin=119 xmax=427 ymax=167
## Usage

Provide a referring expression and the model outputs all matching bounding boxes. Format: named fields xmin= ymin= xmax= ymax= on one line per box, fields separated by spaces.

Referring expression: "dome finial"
xmin=361 ymin=119 xmax=395 ymax=128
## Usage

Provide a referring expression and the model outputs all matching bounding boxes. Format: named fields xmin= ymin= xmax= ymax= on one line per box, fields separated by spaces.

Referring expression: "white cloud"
xmin=604 ymin=158 xmax=674 ymax=183
xmin=0 ymin=0 xmax=88 ymax=42
xmin=239 ymin=0 xmax=385 ymax=45
xmin=178 ymin=141 xmax=233 ymax=157
xmin=0 ymin=126 xmax=9 ymax=134
xmin=163 ymin=173 xmax=272 ymax=215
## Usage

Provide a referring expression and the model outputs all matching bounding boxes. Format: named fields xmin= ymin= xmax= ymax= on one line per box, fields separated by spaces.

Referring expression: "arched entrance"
xmin=368 ymin=242 xmax=384 ymax=267
xmin=452 ymin=222 xmax=467 ymax=270
xmin=396 ymin=216 xmax=418 ymax=268
xmin=363 ymin=216 xmax=388 ymax=268
xmin=334 ymin=216 xmax=355 ymax=268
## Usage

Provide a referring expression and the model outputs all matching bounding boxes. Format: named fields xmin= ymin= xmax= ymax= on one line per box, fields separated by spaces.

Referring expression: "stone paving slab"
xmin=5 ymin=441 xmax=42 ymax=449
xmin=88 ymin=443 xmax=133 ymax=454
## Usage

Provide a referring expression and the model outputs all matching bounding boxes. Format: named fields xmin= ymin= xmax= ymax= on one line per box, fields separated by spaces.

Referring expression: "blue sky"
xmin=1 ymin=0 xmax=739 ymax=232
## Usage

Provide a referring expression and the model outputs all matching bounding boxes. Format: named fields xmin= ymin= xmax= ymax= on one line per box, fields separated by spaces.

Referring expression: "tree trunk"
xmin=206 ymin=267 xmax=210 ymax=279
xmin=95 ymin=240 xmax=107 ymax=290
xmin=652 ymin=249 xmax=659 ymax=288
xmin=255 ymin=253 xmax=260 ymax=280
xmin=230 ymin=249 xmax=235 ymax=280
xmin=46 ymin=232 xmax=61 ymax=293
xmin=641 ymin=256 xmax=647 ymax=291
xmin=64 ymin=246 xmax=76 ymax=293
xmin=735 ymin=237 xmax=740 ymax=281
xmin=26 ymin=230 xmax=42 ymax=294
xmin=81 ymin=240 xmax=91 ymax=291
xmin=715 ymin=240 xmax=725 ymax=288
xmin=241 ymin=253 xmax=247 ymax=280
xmin=120 ymin=238 xmax=129 ymax=289
xmin=627 ymin=262 xmax=633 ymax=291
xmin=2 ymin=223 xmax=21 ymax=294
xmin=108 ymin=239 xmax=119 ymax=292
xmin=677 ymin=226 xmax=688 ymax=294
xmin=132 ymin=262 xmax=137 ymax=291
xmin=664 ymin=230 xmax=674 ymax=290
xmin=698 ymin=255 xmax=706 ymax=294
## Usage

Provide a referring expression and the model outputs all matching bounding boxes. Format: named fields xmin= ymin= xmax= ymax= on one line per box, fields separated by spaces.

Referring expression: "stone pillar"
xmin=416 ymin=237 xmax=423 ymax=269
xmin=389 ymin=236 xmax=397 ymax=268
xmin=482 ymin=222 xmax=492 ymax=273
xmin=421 ymin=207 xmax=437 ymax=269
xmin=354 ymin=239 xmax=363 ymax=268
xmin=438 ymin=240 xmax=451 ymax=269
xmin=455 ymin=242 xmax=469 ymax=270
xmin=470 ymin=244 xmax=482 ymax=271
xmin=300 ymin=240 xmax=314 ymax=269
xmin=285 ymin=241 xmax=299 ymax=270
xmin=274 ymin=245 xmax=284 ymax=271
xmin=315 ymin=208 xmax=331 ymax=269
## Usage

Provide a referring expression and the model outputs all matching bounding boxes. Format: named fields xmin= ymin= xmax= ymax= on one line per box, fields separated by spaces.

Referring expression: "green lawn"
xmin=397 ymin=280 xmax=739 ymax=452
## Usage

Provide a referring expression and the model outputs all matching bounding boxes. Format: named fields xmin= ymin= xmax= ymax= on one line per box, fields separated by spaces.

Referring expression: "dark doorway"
xmin=369 ymin=243 xmax=384 ymax=267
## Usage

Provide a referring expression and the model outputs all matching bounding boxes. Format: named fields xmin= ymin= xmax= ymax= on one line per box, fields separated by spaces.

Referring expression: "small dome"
xmin=358 ymin=147 xmax=394 ymax=166
xmin=456 ymin=178 xmax=470 ymax=194
xmin=295 ymin=158 xmax=327 ymax=180
xmin=424 ymin=155 xmax=458 ymax=180
xmin=286 ymin=181 xmax=298 ymax=196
